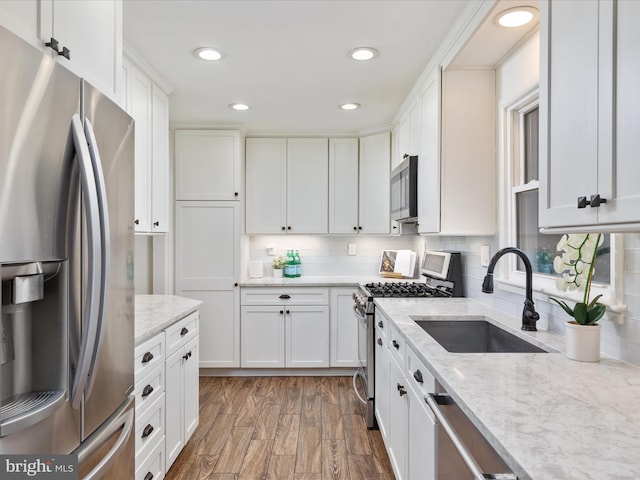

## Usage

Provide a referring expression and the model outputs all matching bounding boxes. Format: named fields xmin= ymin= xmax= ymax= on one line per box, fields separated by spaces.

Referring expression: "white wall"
xmin=248 ymin=235 xmax=423 ymax=277
xmin=425 ymin=32 xmax=640 ymax=366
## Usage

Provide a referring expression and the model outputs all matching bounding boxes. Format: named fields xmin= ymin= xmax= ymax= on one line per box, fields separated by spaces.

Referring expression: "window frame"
xmin=499 ymin=90 xmax=624 ymax=314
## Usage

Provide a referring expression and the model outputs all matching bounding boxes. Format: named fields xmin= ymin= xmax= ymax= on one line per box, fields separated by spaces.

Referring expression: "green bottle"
xmin=294 ymin=250 xmax=301 ymax=277
xmin=284 ymin=250 xmax=294 ymax=278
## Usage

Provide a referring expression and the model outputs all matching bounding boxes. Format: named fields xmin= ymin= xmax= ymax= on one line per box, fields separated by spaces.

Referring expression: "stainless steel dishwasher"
xmin=425 ymin=386 xmax=518 ymax=480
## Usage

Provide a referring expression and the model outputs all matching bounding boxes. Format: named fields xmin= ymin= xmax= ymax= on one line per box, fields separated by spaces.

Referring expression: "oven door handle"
xmin=425 ymin=394 xmax=518 ymax=480
xmin=353 ymin=305 xmax=367 ymax=322
xmin=352 ymin=371 xmax=368 ymax=405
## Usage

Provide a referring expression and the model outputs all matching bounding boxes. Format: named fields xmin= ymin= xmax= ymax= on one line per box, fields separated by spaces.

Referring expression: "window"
xmin=506 ymin=95 xmax=611 ymax=291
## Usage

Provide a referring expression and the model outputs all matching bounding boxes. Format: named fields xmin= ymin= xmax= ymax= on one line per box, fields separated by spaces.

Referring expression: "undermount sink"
xmin=413 ymin=319 xmax=547 ymax=353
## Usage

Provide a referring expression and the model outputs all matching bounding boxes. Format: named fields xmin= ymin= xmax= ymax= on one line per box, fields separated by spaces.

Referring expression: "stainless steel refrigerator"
xmin=0 ymin=25 xmax=135 ymax=479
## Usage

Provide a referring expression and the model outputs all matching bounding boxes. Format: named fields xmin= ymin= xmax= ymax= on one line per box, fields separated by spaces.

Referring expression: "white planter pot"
xmin=273 ymin=269 xmax=283 ymax=278
xmin=564 ymin=321 xmax=601 ymax=362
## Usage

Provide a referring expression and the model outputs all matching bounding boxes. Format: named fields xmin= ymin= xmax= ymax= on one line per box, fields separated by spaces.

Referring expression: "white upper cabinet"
xmin=329 ymin=138 xmax=359 ymax=234
xmin=245 ymin=138 xmax=328 ymax=234
xmin=540 ymin=0 xmax=640 ymax=231
xmin=0 ymin=0 xmax=122 ymax=100
xmin=174 ymin=130 xmax=241 ymax=201
xmin=359 ymin=132 xmax=391 ymax=234
xmin=396 ymin=99 xmax=422 ymax=170
xmin=245 ymin=138 xmax=288 ymax=234
xmin=122 ymin=56 xmax=170 ymax=233
xmin=287 ymin=138 xmax=329 ymax=234
xmin=409 ymin=66 xmax=495 ymax=236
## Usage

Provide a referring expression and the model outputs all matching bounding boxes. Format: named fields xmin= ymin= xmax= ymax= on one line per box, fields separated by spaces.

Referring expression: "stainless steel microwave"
xmin=390 ymin=154 xmax=418 ymax=222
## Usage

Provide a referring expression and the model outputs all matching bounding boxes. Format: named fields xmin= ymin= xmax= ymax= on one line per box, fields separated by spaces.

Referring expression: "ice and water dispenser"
xmin=0 ymin=260 xmax=68 ymax=436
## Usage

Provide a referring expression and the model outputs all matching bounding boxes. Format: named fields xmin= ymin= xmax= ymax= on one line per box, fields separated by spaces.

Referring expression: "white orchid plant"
xmin=550 ymin=233 xmax=605 ymax=325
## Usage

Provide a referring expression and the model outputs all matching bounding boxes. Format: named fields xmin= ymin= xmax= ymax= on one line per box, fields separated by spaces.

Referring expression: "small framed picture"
xmin=378 ymin=250 xmax=397 ymax=274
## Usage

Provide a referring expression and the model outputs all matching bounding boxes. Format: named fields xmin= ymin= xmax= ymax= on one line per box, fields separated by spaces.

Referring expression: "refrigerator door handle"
xmin=82 ymin=117 xmax=110 ymax=399
xmin=69 ymin=114 xmax=103 ymax=409
xmin=75 ymin=396 xmax=134 ymax=480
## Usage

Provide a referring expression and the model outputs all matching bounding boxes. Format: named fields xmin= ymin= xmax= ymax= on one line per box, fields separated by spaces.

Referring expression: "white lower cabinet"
xmin=165 ymin=313 xmax=199 ymax=470
xmin=375 ymin=312 xmax=437 ymax=480
xmin=134 ymin=309 xmax=200 ymax=479
xmin=240 ymin=288 xmax=329 ymax=368
xmin=329 ymin=288 xmax=359 ymax=367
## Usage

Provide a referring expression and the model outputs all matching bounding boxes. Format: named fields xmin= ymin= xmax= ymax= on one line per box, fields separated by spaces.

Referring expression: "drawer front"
xmin=135 ymin=434 xmax=165 ymax=480
xmin=135 ymin=393 xmax=165 ymax=463
xmin=241 ymin=287 xmax=329 ymax=306
xmin=135 ymin=334 xmax=164 ymax=380
xmin=388 ymin=322 xmax=405 ymax=368
xmin=134 ymin=364 xmax=165 ymax=415
xmin=406 ymin=345 xmax=436 ymax=398
xmin=374 ymin=310 xmax=389 ymax=342
xmin=165 ymin=311 xmax=199 ymax=357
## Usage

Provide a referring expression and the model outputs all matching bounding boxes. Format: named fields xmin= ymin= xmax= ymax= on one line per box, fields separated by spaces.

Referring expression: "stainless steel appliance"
xmin=426 ymin=386 xmax=517 ymax=479
xmin=0 ymin=25 xmax=135 ymax=479
xmin=353 ymin=251 xmax=464 ymax=428
xmin=390 ymin=154 xmax=418 ymax=222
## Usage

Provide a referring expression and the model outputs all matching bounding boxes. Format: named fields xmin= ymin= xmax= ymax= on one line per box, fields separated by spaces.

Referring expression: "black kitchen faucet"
xmin=481 ymin=247 xmax=540 ymax=331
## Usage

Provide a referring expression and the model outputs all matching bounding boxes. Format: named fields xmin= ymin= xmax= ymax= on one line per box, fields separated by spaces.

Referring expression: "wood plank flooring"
xmin=165 ymin=376 xmax=394 ymax=480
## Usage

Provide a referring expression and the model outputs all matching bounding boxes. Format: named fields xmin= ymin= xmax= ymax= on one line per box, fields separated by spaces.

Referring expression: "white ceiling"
xmin=123 ymin=0 xmax=471 ymax=135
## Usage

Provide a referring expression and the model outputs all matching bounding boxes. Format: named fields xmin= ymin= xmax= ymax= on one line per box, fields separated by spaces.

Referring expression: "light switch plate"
xmin=348 ymin=243 xmax=357 ymax=256
xmin=267 ymin=244 xmax=276 ymax=256
xmin=480 ymin=244 xmax=490 ymax=267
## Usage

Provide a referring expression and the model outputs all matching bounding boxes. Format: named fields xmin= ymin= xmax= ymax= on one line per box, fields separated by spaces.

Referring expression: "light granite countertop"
xmin=375 ymin=297 xmax=640 ymax=480
xmin=135 ymin=295 xmax=202 ymax=345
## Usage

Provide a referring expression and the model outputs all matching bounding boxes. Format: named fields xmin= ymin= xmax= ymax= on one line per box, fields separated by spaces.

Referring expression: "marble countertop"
xmin=135 ymin=295 xmax=202 ymax=345
xmin=240 ymin=275 xmax=418 ymax=287
xmin=375 ymin=297 xmax=640 ymax=480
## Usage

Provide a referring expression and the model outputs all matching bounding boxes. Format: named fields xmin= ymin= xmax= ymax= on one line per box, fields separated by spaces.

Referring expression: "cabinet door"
xmin=245 ymin=138 xmax=287 ymax=234
xmin=359 ymin=132 xmax=390 ymax=234
xmin=40 ymin=0 xmax=121 ymax=99
xmin=0 ymin=0 xmax=38 ymax=45
xmin=151 ymin=84 xmax=169 ymax=232
xmin=605 ymin=0 xmax=640 ymax=225
xmin=287 ymin=138 xmax=329 ymax=234
xmin=286 ymin=306 xmax=329 ymax=368
xmin=418 ymin=71 xmax=441 ymax=234
xmin=129 ymin=62 xmax=153 ymax=232
xmin=398 ymin=113 xmax=410 ymax=160
xmin=329 ymin=288 xmax=359 ymax=367
xmin=175 ymin=130 xmax=241 ymax=201
xmin=388 ymin=358 xmax=408 ymax=480
xmin=175 ymin=202 xmax=240 ymax=368
xmin=408 ymin=388 xmax=437 ymax=480
xmin=539 ymin=0 xmax=599 ymax=228
xmin=183 ymin=335 xmax=199 ymax=443
xmin=165 ymin=349 xmax=183 ymax=469
xmin=374 ymin=330 xmax=390 ymax=440
xmin=329 ymin=138 xmax=359 ymax=234
xmin=409 ymin=100 xmax=422 ymax=157
xmin=240 ymin=306 xmax=285 ymax=368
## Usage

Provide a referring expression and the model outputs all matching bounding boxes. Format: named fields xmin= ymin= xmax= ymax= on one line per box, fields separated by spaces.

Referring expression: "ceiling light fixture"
xmin=229 ymin=103 xmax=250 ymax=111
xmin=494 ymin=6 xmax=538 ymax=28
xmin=193 ymin=47 xmax=223 ymax=61
xmin=348 ymin=47 xmax=379 ymax=61
xmin=340 ymin=103 xmax=360 ymax=111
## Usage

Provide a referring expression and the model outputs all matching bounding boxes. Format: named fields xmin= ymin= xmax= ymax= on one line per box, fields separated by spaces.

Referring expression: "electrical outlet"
xmin=348 ymin=243 xmax=357 ymax=256
xmin=267 ymin=244 xmax=276 ymax=256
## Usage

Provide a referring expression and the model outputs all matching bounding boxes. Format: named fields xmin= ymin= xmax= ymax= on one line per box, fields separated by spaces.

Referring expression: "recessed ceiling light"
xmin=193 ymin=47 xmax=223 ymax=61
xmin=229 ymin=103 xmax=250 ymax=111
xmin=348 ymin=47 xmax=379 ymax=61
xmin=340 ymin=103 xmax=360 ymax=111
xmin=494 ymin=6 xmax=538 ymax=27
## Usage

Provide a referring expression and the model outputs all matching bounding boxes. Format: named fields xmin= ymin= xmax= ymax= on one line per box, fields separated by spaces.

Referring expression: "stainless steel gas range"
xmin=352 ymin=250 xmax=463 ymax=429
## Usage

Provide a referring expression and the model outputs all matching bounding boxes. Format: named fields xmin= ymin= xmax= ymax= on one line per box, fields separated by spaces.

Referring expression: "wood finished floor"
xmin=165 ymin=376 xmax=394 ymax=480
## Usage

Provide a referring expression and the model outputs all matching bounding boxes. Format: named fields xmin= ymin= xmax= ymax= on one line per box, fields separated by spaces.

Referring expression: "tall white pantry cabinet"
xmin=174 ymin=130 xmax=242 ymax=368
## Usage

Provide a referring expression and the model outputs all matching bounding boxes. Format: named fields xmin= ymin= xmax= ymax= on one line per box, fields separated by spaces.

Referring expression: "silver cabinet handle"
xmin=425 ymin=394 xmax=517 ymax=480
